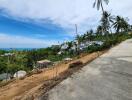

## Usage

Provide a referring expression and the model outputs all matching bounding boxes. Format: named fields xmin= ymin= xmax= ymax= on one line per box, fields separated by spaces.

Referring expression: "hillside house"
xmin=36 ymin=60 xmax=53 ymax=69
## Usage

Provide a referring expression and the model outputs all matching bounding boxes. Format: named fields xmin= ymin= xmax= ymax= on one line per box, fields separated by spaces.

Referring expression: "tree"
xmin=67 ymin=42 xmax=73 ymax=50
xmin=100 ymin=11 xmax=114 ymax=34
xmin=86 ymin=30 xmax=94 ymax=41
xmin=112 ymin=16 xmax=129 ymax=33
xmin=96 ymin=25 xmax=103 ymax=35
xmin=89 ymin=29 xmax=94 ymax=35
xmin=0 ymin=50 xmax=6 ymax=55
xmin=93 ymin=0 xmax=109 ymax=13
xmin=0 ymin=61 xmax=7 ymax=74
xmin=130 ymin=25 xmax=132 ymax=32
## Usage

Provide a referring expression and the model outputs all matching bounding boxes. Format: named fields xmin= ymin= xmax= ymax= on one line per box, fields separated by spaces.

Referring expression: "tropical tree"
xmin=100 ymin=11 xmax=114 ymax=34
xmin=96 ymin=25 xmax=103 ymax=35
xmin=130 ymin=25 xmax=132 ymax=32
xmin=93 ymin=0 xmax=109 ymax=13
xmin=0 ymin=61 xmax=7 ymax=74
xmin=86 ymin=30 xmax=94 ymax=41
xmin=112 ymin=16 xmax=129 ymax=33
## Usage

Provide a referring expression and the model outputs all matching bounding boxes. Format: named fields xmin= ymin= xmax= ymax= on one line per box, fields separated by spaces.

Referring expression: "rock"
xmin=13 ymin=70 xmax=27 ymax=79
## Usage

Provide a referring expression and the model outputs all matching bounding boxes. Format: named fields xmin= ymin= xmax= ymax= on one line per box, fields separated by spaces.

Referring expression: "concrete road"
xmin=40 ymin=39 xmax=132 ymax=100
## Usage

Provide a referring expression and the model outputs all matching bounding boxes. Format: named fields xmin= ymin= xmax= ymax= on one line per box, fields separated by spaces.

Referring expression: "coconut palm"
xmin=112 ymin=16 xmax=129 ymax=33
xmin=86 ymin=30 xmax=94 ymax=41
xmin=93 ymin=0 xmax=109 ymax=13
xmin=100 ymin=11 xmax=114 ymax=34
xmin=96 ymin=25 xmax=103 ymax=35
xmin=130 ymin=25 xmax=132 ymax=32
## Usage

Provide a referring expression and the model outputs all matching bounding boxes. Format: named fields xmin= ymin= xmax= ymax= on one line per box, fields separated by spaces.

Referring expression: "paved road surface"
xmin=40 ymin=39 xmax=132 ymax=100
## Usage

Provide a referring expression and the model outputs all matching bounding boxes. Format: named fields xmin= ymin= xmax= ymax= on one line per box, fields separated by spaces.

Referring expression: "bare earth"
xmin=0 ymin=51 xmax=102 ymax=100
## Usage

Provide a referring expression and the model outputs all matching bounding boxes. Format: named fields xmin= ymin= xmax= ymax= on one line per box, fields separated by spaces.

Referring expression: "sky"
xmin=0 ymin=0 xmax=132 ymax=48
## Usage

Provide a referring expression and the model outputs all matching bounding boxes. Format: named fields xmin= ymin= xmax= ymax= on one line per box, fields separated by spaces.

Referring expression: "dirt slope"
xmin=0 ymin=52 xmax=103 ymax=100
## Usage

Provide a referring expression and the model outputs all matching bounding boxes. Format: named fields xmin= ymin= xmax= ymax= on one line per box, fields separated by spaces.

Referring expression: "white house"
xmin=61 ymin=43 xmax=69 ymax=50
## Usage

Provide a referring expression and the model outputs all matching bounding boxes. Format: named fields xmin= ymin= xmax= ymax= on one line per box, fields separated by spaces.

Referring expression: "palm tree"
xmin=96 ymin=25 xmax=103 ymax=35
xmin=100 ymin=11 xmax=114 ymax=34
xmin=93 ymin=0 xmax=109 ymax=13
xmin=86 ymin=30 xmax=94 ymax=41
xmin=112 ymin=16 xmax=129 ymax=33
xmin=130 ymin=25 xmax=132 ymax=32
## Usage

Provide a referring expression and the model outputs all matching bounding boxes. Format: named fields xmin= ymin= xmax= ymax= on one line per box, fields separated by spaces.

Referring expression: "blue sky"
xmin=0 ymin=0 xmax=132 ymax=48
xmin=0 ymin=13 xmax=72 ymax=48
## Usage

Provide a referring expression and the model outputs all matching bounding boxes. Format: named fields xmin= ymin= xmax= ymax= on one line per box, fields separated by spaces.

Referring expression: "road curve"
xmin=39 ymin=39 xmax=132 ymax=100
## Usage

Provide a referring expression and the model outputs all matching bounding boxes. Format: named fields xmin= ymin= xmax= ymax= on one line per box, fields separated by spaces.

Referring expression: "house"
xmin=1 ymin=53 xmax=14 ymax=57
xmin=36 ymin=60 xmax=53 ymax=69
xmin=84 ymin=41 xmax=104 ymax=47
xmin=94 ymin=41 xmax=104 ymax=46
xmin=61 ymin=43 xmax=69 ymax=50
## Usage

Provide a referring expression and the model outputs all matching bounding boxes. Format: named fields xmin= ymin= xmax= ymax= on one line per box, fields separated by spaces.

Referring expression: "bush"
xmin=69 ymin=61 xmax=83 ymax=68
xmin=86 ymin=44 xmax=102 ymax=53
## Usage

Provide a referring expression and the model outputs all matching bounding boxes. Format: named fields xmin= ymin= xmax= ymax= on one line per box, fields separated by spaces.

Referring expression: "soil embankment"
xmin=0 ymin=51 xmax=105 ymax=100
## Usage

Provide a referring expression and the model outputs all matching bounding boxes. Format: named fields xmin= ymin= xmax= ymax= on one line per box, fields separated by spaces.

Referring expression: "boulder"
xmin=14 ymin=70 xmax=27 ymax=78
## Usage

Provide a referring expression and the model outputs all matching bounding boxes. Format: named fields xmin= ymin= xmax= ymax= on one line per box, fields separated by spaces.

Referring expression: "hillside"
xmin=0 ymin=51 xmax=104 ymax=100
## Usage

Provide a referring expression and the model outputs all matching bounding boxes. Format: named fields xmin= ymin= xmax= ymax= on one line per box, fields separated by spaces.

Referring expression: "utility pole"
xmin=75 ymin=24 xmax=78 ymax=35
xmin=75 ymin=24 xmax=79 ymax=55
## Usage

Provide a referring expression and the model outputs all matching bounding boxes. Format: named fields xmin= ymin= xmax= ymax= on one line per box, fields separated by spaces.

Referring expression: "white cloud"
xmin=106 ymin=0 xmax=132 ymax=23
xmin=0 ymin=0 xmax=132 ymax=34
xmin=0 ymin=0 xmax=100 ymax=33
xmin=0 ymin=33 xmax=60 ymax=48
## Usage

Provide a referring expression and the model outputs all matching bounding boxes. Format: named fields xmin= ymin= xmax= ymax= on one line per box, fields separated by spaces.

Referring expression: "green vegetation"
xmin=0 ymin=33 xmax=131 ymax=76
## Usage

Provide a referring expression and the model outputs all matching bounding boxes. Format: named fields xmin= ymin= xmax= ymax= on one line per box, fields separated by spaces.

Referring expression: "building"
xmin=61 ymin=43 xmax=69 ymax=50
xmin=0 ymin=53 xmax=14 ymax=57
xmin=36 ymin=60 xmax=53 ymax=69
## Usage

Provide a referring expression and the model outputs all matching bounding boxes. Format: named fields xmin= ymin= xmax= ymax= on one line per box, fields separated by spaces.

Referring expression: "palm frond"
xmin=97 ymin=0 xmax=101 ymax=10
xmin=104 ymin=0 xmax=109 ymax=4
xmin=93 ymin=1 xmax=96 ymax=8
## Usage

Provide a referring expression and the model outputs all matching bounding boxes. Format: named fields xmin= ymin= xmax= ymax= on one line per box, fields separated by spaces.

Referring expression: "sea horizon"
xmin=0 ymin=48 xmax=44 ymax=51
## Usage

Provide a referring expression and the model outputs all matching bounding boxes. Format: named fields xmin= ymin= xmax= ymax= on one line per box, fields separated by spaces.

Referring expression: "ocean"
xmin=0 ymin=48 xmax=40 ymax=51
